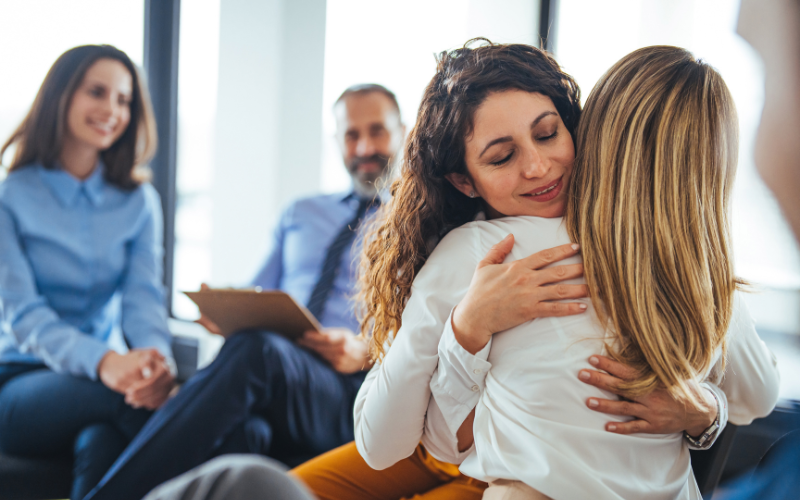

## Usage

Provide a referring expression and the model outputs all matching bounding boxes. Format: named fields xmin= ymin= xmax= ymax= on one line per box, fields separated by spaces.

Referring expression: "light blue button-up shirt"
xmin=0 ymin=163 xmax=172 ymax=380
xmin=251 ymin=190 xmax=382 ymax=334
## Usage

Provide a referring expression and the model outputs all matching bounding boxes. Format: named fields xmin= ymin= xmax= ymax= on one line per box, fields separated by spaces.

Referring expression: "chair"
xmin=690 ymin=423 xmax=739 ymax=498
xmin=0 ymin=336 xmax=198 ymax=500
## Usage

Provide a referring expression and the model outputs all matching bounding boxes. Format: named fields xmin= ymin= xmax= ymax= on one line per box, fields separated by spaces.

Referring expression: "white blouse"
xmin=353 ymin=216 xmax=780 ymax=495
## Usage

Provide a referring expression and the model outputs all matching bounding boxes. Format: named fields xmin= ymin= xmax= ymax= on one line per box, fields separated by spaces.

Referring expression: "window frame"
xmin=143 ymin=0 xmax=181 ymax=313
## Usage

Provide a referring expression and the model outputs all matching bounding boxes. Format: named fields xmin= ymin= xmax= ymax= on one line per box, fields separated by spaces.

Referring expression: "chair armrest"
xmin=171 ymin=335 xmax=199 ymax=383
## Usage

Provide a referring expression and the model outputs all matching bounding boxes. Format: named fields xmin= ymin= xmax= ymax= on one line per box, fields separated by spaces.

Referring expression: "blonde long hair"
xmin=565 ymin=46 xmax=741 ymax=407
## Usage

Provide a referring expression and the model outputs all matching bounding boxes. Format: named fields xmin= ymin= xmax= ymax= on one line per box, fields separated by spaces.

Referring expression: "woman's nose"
xmin=521 ymin=147 xmax=548 ymax=178
xmin=96 ymin=98 xmax=116 ymax=119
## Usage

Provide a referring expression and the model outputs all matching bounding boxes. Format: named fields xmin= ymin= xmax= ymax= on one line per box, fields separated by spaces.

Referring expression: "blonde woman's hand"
xmin=452 ymin=234 xmax=588 ymax=354
xmin=579 ymin=355 xmax=717 ymax=436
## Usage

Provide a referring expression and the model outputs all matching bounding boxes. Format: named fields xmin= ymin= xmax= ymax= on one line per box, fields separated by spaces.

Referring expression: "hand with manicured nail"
xmin=579 ymin=355 xmax=717 ymax=436
xmin=450 ymin=235 xmax=588 ymax=452
xmin=452 ymin=235 xmax=588 ymax=355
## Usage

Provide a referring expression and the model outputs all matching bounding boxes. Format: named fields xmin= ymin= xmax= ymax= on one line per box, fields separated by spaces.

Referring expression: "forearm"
xmin=353 ymin=354 xmax=436 ymax=470
xmin=121 ymin=301 xmax=173 ymax=359
xmin=8 ymin=303 xmax=110 ymax=378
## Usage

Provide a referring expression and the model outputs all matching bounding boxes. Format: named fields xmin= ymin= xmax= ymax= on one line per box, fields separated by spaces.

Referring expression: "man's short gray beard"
xmin=352 ymin=176 xmax=382 ymax=198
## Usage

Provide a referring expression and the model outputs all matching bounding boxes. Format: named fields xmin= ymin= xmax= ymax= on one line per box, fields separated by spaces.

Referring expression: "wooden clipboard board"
xmin=183 ymin=289 xmax=322 ymax=340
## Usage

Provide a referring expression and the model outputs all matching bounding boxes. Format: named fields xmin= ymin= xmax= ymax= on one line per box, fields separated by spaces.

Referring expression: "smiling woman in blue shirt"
xmin=0 ymin=45 xmax=174 ymax=500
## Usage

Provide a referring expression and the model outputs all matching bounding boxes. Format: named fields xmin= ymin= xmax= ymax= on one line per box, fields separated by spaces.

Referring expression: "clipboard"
xmin=183 ymin=289 xmax=322 ymax=340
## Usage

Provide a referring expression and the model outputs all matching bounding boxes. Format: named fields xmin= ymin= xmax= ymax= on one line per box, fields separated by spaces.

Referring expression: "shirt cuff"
xmin=76 ymin=337 xmax=112 ymax=381
xmin=429 ymin=308 xmax=493 ymax=436
xmin=687 ymin=382 xmax=729 ymax=450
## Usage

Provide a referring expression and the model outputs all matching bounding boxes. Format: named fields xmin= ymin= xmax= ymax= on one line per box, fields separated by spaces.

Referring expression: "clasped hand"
xmin=97 ymin=349 xmax=176 ymax=410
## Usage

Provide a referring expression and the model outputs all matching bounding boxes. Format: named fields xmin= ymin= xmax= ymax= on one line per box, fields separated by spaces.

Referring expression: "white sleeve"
xmin=353 ymin=227 xmax=479 ymax=470
xmin=421 ymin=309 xmax=493 ymax=464
xmin=717 ymin=292 xmax=780 ymax=426
xmin=687 ymin=381 xmax=729 ymax=450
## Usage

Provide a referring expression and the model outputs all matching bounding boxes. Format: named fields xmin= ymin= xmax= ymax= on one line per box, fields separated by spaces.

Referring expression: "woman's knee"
xmin=214 ymin=415 xmax=273 ymax=456
xmin=72 ymin=423 xmax=129 ymax=500
xmin=74 ymin=422 xmax=128 ymax=461
xmin=0 ymin=371 xmax=130 ymax=454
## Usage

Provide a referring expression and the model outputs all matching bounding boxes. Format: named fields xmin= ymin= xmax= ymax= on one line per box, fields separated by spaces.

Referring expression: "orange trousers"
xmin=291 ymin=441 xmax=487 ymax=500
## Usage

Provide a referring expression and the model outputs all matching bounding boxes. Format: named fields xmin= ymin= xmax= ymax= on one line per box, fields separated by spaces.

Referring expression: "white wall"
xmin=210 ymin=0 xmax=327 ymax=286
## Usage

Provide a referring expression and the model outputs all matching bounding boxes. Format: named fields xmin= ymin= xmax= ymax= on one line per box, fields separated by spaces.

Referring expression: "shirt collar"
xmin=39 ymin=161 xmax=107 ymax=208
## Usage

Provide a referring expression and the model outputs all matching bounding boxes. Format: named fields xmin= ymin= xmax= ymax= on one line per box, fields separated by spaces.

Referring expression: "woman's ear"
xmin=445 ymin=172 xmax=478 ymax=198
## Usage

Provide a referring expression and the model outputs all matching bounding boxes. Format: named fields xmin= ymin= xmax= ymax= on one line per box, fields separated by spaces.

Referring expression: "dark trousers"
xmin=0 ymin=364 xmax=152 ymax=500
xmin=86 ymin=331 xmax=366 ymax=500
xmin=718 ymin=430 xmax=800 ymax=500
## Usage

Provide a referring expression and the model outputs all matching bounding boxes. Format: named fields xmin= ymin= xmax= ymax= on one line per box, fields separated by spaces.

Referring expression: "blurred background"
xmin=1 ymin=0 xmax=798 ymax=396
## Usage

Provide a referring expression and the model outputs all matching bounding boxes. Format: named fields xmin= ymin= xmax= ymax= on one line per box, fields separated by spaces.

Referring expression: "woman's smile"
xmin=451 ymin=90 xmax=576 ymax=220
xmin=521 ymin=176 xmax=563 ymax=202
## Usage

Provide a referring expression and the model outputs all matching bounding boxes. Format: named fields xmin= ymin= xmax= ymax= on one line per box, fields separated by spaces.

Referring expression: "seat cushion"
xmin=0 ymin=453 xmax=71 ymax=500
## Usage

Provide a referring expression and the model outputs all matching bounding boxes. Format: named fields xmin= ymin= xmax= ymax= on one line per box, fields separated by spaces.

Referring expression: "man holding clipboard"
xmin=86 ymin=84 xmax=405 ymax=500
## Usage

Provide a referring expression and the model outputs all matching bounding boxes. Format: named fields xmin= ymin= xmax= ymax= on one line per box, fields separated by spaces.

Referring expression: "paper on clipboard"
xmin=183 ymin=289 xmax=322 ymax=340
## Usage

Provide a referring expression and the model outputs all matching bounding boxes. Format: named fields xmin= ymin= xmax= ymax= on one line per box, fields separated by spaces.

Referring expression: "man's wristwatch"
xmin=684 ymin=389 xmax=721 ymax=448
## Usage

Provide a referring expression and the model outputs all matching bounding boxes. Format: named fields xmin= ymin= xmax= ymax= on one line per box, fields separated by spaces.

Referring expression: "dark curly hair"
xmin=358 ymin=39 xmax=581 ymax=359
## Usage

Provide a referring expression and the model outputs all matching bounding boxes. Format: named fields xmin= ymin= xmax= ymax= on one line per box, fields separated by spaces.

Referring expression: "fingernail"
xmin=579 ymin=370 xmax=590 ymax=381
xmin=588 ymin=398 xmax=599 ymax=407
xmin=589 ymin=356 xmax=599 ymax=366
xmin=608 ymin=424 xmax=617 ymax=431
xmin=571 ymin=244 xmax=580 ymax=250
xmin=579 ymin=304 xmax=588 ymax=310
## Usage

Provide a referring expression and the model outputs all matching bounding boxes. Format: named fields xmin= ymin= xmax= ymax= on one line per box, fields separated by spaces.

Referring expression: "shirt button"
xmin=471 ymin=385 xmax=480 ymax=392
xmin=473 ymin=368 xmax=482 ymax=374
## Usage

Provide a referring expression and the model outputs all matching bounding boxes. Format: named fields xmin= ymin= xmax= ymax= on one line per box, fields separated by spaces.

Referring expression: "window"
xmin=171 ymin=0 xmax=221 ymax=319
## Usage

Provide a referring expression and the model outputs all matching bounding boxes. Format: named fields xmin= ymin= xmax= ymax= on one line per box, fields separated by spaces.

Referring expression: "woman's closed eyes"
xmin=487 ymin=129 xmax=560 ymax=166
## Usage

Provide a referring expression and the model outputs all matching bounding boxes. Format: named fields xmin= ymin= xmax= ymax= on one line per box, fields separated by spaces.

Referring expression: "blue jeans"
xmin=0 ymin=363 xmax=152 ymax=500
xmin=86 ymin=331 xmax=366 ymax=500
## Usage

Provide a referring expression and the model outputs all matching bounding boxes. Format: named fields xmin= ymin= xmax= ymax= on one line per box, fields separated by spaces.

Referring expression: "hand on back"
xmin=579 ymin=355 xmax=717 ymax=436
xmin=452 ymin=234 xmax=588 ymax=354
